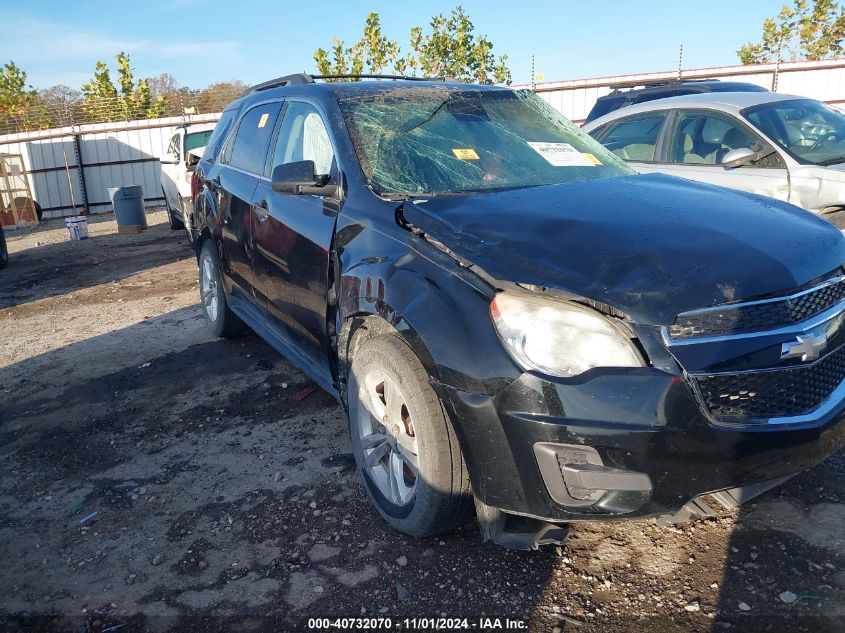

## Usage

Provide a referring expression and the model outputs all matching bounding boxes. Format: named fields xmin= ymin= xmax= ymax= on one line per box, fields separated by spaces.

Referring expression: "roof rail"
xmin=608 ymin=78 xmax=718 ymax=93
xmin=243 ymin=73 xmax=442 ymax=95
xmin=312 ymin=74 xmax=441 ymax=82
xmin=242 ymin=74 xmax=315 ymax=95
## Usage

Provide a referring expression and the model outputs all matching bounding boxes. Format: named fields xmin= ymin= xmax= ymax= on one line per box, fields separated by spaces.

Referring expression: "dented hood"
xmin=402 ymin=173 xmax=845 ymax=325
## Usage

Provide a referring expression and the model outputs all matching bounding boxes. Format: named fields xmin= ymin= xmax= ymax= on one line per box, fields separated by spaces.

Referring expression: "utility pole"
xmin=678 ymin=44 xmax=684 ymax=80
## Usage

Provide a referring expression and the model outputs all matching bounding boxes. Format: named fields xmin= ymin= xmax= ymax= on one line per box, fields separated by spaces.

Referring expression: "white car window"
xmin=598 ymin=113 xmax=666 ymax=162
xmin=670 ymin=112 xmax=758 ymax=165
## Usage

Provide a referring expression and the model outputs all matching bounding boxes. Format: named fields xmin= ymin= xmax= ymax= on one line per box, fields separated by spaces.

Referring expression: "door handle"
xmin=254 ymin=199 xmax=269 ymax=222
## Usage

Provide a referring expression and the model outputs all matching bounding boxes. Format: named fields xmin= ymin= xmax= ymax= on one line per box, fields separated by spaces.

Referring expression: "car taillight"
xmin=190 ymin=171 xmax=199 ymax=200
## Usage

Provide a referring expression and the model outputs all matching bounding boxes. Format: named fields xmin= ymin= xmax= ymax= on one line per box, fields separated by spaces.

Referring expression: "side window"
xmin=204 ymin=109 xmax=237 ymax=162
xmin=670 ymin=111 xmax=759 ymax=165
xmin=271 ymin=102 xmax=335 ymax=177
xmin=167 ymin=134 xmax=181 ymax=161
xmin=598 ymin=113 xmax=666 ymax=162
xmin=225 ymin=102 xmax=283 ymax=174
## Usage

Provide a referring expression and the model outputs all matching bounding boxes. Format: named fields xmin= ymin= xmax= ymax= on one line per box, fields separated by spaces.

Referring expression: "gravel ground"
xmin=0 ymin=211 xmax=843 ymax=633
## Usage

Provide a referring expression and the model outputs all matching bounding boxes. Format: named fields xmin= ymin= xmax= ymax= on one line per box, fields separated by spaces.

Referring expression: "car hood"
xmin=401 ymin=173 xmax=845 ymax=325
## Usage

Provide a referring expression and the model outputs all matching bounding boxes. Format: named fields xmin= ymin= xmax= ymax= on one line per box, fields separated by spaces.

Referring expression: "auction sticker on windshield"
xmin=452 ymin=148 xmax=480 ymax=160
xmin=527 ymin=142 xmax=597 ymax=167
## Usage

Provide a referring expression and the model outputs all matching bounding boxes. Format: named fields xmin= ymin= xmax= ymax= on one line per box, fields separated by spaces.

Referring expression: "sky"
xmin=0 ymin=0 xmax=788 ymax=91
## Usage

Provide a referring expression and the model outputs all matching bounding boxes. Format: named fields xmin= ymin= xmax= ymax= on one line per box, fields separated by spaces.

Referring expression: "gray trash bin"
xmin=108 ymin=185 xmax=147 ymax=232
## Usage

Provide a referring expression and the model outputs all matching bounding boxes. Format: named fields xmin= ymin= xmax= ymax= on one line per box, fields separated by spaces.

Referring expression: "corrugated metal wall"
xmin=516 ymin=58 xmax=845 ymax=124
xmin=4 ymin=58 xmax=845 ymax=221
xmin=0 ymin=113 xmax=219 ymax=220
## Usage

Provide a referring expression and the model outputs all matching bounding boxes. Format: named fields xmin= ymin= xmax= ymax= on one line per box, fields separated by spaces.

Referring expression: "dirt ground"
xmin=1 ymin=211 xmax=843 ymax=633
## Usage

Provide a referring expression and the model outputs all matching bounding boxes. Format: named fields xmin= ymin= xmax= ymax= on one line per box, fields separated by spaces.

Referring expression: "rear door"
xmin=160 ymin=132 xmax=182 ymax=212
xmin=216 ymin=102 xmax=283 ymax=299
xmin=251 ymin=100 xmax=341 ymax=386
xmin=659 ymin=109 xmax=790 ymax=201
xmin=592 ymin=112 xmax=668 ymax=174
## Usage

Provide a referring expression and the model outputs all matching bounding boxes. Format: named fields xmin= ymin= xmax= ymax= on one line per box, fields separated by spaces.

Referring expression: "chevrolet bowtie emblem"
xmin=781 ymin=332 xmax=828 ymax=362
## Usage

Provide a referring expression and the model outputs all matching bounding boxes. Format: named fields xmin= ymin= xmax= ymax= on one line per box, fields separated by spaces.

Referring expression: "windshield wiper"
xmin=398 ymin=98 xmax=450 ymax=134
xmin=817 ymin=157 xmax=845 ymax=166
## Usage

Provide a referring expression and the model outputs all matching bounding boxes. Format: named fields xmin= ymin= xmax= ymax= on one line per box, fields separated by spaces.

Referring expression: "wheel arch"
xmin=333 ymin=241 xmax=515 ymax=409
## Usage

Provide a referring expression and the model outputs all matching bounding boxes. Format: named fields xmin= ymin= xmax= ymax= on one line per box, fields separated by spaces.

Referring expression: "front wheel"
xmin=0 ymin=227 xmax=7 ymax=269
xmin=199 ymin=240 xmax=245 ymax=338
xmin=348 ymin=335 xmax=474 ymax=537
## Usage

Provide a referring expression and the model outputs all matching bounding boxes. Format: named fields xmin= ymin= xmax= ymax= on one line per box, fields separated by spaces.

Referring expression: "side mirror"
xmin=271 ymin=160 xmax=336 ymax=197
xmin=721 ymin=147 xmax=756 ymax=168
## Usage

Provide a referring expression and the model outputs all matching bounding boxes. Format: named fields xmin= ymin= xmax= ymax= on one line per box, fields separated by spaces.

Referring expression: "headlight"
xmin=490 ymin=292 xmax=644 ymax=377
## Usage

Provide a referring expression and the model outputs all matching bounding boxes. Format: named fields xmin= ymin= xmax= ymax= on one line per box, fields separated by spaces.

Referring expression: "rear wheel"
xmin=180 ymin=198 xmax=196 ymax=247
xmin=348 ymin=335 xmax=474 ymax=537
xmin=199 ymin=240 xmax=245 ymax=338
xmin=163 ymin=187 xmax=185 ymax=231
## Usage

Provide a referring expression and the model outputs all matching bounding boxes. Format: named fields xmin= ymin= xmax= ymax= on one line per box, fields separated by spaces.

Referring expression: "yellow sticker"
xmin=452 ymin=148 xmax=480 ymax=160
xmin=583 ymin=153 xmax=603 ymax=166
xmin=258 ymin=113 xmax=269 ymax=128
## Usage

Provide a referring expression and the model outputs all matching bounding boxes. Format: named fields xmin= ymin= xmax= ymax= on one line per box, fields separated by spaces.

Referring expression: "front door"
xmin=251 ymin=101 xmax=341 ymax=385
xmin=216 ymin=102 xmax=283 ymax=298
xmin=659 ymin=110 xmax=791 ymax=202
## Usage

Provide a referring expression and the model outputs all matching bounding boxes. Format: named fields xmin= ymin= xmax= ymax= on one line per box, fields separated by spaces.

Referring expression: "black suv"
xmin=584 ymin=79 xmax=768 ymax=124
xmin=194 ymin=73 xmax=845 ymax=549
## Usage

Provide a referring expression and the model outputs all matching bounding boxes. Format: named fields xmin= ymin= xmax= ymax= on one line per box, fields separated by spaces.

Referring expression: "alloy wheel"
xmin=356 ymin=369 xmax=420 ymax=506
xmin=200 ymin=253 xmax=219 ymax=322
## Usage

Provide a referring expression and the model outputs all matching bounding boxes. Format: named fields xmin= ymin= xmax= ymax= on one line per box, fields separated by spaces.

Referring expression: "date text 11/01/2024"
xmin=306 ymin=618 xmax=528 ymax=630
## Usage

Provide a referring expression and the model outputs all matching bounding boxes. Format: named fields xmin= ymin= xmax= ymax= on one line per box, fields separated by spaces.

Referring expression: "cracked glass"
xmin=338 ymin=87 xmax=635 ymax=196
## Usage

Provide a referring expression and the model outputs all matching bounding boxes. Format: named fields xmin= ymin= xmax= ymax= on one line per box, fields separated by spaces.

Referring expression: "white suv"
xmin=160 ymin=123 xmax=216 ymax=242
xmin=583 ymin=92 xmax=845 ymax=227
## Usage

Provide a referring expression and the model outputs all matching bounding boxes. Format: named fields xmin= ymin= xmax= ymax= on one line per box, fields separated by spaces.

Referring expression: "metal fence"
xmin=0 ymin=113 xmax=220 ymax=220
xmin=0 ymin=85 xmax=243 ymax=136
xmin=514 ymin=58 xmax=845 ymax=124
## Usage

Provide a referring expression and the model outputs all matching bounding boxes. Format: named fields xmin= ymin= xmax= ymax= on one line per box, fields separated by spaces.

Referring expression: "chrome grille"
xmin=665 ymin=270 xmax=845 ymax=425
xmin=669 ymin=274 xmax=845 ymax=340
xmin=694 ymin=343 xmax=845 ymax=420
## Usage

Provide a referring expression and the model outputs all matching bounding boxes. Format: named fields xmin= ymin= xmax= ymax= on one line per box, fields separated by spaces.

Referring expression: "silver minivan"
xmin=583 ymin=92 xmax=845 ymax=226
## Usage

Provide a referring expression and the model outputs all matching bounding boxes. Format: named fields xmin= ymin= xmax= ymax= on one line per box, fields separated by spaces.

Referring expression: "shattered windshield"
xmin=338 ymin=86 xmax=634 ymax=196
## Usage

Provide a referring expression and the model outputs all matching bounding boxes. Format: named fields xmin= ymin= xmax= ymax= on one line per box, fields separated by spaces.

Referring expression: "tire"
xmin=180 ymin=198 xmax=196 ymax=248
xmin=163 ymin=188 xmax=185 ymax=231
xmin=347 ymin=334 xmax=474 ymax=537
xmin=0 ymin=226 xmax=8 ymax=269
xmin=198 ymin=240 xmax=245 ymax=338
xmin=11 ymin=197 xmax=41 ymax=223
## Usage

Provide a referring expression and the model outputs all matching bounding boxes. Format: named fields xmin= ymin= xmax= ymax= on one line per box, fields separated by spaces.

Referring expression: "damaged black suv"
xmin=194 ymin=73 xmax=845 ymax=549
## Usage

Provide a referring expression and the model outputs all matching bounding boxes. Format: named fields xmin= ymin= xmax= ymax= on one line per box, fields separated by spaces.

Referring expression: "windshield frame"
xmin=337 ymin=86 xmax=635 ymax=198
xmin=741 ymin=98 xmax=845 ymax=167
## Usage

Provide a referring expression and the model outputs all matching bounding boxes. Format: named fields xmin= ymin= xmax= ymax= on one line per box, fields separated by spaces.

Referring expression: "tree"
xmin=739 ymin=0 xmax=845 ymax=64
xmin=81 ymin=52 xmax=167 ymax=122
xmin=36 ymin=85 xmax=82 ymax=127
xmin=0 ymin=61 xmax=40 ymax=126
xmin=147 ymin=73 xmax=179 ymax=98
xmin=314 ymin=7 xmax=511 ymax=85
xmin=191 ymin=80 xmax=247 ymax=113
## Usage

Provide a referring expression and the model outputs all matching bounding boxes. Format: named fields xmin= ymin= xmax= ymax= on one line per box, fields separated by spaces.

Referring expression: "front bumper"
xmin=438 ymin=368 xmax=845 ymax=521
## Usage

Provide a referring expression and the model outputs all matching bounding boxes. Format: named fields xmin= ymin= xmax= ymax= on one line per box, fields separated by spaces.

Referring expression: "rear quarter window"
xmin=203 ymin=110 xmax=238 ymax=162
